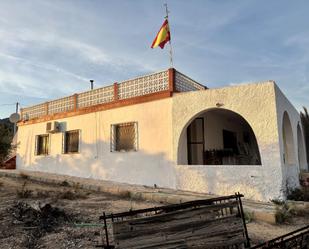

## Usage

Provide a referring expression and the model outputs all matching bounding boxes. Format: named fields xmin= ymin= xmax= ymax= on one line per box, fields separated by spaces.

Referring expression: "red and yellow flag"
xmin=151 ymin=19 xmax=171 ymax=49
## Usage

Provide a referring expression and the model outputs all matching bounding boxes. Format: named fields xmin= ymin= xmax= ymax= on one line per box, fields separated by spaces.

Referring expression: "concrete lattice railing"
xmin=174 ymin=71 xmax=205 ymax=92
xmin=21 ymin=69 xmax=205 ymax=120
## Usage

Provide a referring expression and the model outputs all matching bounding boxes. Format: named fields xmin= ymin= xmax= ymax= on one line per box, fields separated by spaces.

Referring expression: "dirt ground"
xmin=0 ymin=175 xmax=308 ymax=249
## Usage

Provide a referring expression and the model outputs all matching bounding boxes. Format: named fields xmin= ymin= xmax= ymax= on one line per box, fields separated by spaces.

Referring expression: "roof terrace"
xmin=20 ymin=68 xmax=206 ymax=122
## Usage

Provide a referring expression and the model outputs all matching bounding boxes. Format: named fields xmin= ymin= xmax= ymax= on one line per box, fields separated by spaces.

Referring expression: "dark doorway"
xmin=223 ymin=129 xmax=239 ymax=154
xmin=187 ymin=118 xmax=204 ymax=164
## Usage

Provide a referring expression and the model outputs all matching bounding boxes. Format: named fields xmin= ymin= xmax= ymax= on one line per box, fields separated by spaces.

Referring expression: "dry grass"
xmin=16 ymin=181 xmax=32 ymax=198
xmin=35 ymin=190 xmax=52 ymax=198
xmin=55 ymin=190 xmax=85 ymax=200
xmin=19 ymin=172 xmax=29 ymax=179
xmin=60 ymin=180 xmax=70 ymax=187
xmin=274 ymin=202 xmax=297 ymax=224
xmin=52 ymin=182 xmax=89 ymax=200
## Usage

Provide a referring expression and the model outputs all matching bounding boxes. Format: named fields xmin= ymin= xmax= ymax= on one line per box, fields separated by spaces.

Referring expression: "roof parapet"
xmin=20 ymin=68 xmax=206 ymax=121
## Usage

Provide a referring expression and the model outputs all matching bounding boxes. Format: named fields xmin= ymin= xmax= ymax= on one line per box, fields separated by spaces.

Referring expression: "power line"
xmin=0 ymin=103 xmax=16 ymax=106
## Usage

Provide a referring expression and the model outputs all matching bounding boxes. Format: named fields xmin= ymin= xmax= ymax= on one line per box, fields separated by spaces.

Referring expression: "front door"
xmin=187 ymin=118 xmax=204 ymax=165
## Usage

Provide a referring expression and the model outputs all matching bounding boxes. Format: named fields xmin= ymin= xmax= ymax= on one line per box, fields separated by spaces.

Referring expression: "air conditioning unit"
xmin=46 ymin=121 xmax=60 ymax=133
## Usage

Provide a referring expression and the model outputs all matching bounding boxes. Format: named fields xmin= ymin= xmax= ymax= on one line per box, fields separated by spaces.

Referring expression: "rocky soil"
xmin=0 ymin=175 xmax=307 ymax=248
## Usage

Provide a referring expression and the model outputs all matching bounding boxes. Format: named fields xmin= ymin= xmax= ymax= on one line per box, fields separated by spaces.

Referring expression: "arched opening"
xmin=282 ymin=112 xmax=296 ymax=165
xmin=297 ymin=124 xmax=307 ymax=170
xmin=178 ymin=108 xmax=261 ymax=165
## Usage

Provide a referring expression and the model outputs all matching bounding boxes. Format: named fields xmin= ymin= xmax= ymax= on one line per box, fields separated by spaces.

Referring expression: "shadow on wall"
xmin=19 ymin=138 xmax=282 ymax=201
xmin=281 ymin=112 xmax=302 ymax=193
xmin=19 ymin=138 xmax=178 ymax=189
xmin=176 ymin=137 xmax=284 ymax=201
xmin=282 ymin=111 xmax=296 ymax=165
xmin=297 ymin=124 xmax=307 ymax=171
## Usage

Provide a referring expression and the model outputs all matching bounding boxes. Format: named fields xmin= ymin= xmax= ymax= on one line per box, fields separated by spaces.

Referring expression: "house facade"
xmin=16 ymin=68 xmax=307 ymax=201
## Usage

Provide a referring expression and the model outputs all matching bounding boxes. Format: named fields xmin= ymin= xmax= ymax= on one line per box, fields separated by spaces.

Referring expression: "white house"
xmin=16 ymin=68 xmax=307 ymax=201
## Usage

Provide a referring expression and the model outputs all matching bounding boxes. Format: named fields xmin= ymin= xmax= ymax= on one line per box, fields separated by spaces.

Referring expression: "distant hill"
xmin=0 ymin=118 xmax=10 ymax=124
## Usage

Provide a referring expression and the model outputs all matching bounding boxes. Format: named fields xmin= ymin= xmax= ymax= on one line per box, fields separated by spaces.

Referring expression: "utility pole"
xmin=13 ymin=102 xmax=19 ymax=135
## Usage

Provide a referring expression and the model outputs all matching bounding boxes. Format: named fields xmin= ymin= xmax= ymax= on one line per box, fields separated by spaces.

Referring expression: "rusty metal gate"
xmin=250 ymin=225 xmax=309 ymax=249
xmin=98 ymin=193 xmax=250 ymax=249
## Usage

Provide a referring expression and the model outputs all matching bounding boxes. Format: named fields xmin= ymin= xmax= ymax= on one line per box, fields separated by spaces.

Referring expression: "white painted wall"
xmin=17 ymin=81 xmax=303 ymax=202
xmin=172 ymin=82 xmax=285 ymax=201
xmin=17 ymin=98 xmax=177 ymax=188
xmin=274 ymin=84 xmax=307 ymax=192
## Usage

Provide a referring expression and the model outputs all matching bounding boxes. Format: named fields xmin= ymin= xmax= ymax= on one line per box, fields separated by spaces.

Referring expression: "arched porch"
xmin=178 ymin=108 xmax=261 ymax=165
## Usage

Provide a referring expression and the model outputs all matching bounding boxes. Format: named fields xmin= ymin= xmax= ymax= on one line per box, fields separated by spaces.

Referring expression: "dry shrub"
xmin=72 ymin=182 xmax=81 ymax=192
xmin=35 ymin=190 xmax=51 ymax=198
xmin=119 ymin=190 xmax=131 ymax=199
xmin=274 ymin=202 xmax=297 ymax=224
xmin=10 ymin=202 xmax=74 ymax=248
xmin=19 ymin=172 xmax=29 ymax=180
xmin=17 ymin=181 xmax=32 ymax=198
xmin=287 ymin=187 xmax=309 ymax=202
xmin=60 ymin=180 xmax=70 ymax=187
xmin=244 ymin=211 xmax=254 ymax=223
xmin=56 ymin=189 xmax=86 ymax=200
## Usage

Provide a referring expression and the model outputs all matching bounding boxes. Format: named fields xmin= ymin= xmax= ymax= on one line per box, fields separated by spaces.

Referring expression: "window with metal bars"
xmin=35 ymin=134 xmax=49 ymax=155
xmin=111 ymin=122 xmax=138 ymax=152
xmin=63 ymin=130 xmax=80 ymax=154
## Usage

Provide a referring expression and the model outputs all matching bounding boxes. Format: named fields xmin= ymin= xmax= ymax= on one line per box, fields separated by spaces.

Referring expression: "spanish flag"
xmin=151 ymin=19 xmax=171 ymax=49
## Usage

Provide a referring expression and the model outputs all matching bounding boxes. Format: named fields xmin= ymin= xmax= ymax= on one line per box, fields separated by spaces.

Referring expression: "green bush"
xmin=273 ymin=201 xmax=297 ymax=224
xmin=287 ymin=187 xmax=309 ymax=202
xmin=0 ymin=121 xmax=13 ymax=164
xmin=244 ymin=211 xmax=254 ymax=223
xmin=60 ymin=180 xmax=70 ymax=187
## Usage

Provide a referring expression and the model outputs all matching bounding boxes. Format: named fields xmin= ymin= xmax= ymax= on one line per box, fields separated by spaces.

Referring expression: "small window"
xmin=63 ymin=130 xmax=80 ymax=154
xmin=35 ymin=134 xmax=49 ymax=155
xmin=111 ymin=122 xmax=138 ymax=152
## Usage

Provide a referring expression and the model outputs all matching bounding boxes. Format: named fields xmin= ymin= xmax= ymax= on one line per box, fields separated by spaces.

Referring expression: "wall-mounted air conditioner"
xmin=46 ymin=121 xmax=60 ymax=133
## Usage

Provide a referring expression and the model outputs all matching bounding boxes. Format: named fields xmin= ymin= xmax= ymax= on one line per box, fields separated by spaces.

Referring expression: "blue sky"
xmin=0 ymin=0 xmax=309 ymax=118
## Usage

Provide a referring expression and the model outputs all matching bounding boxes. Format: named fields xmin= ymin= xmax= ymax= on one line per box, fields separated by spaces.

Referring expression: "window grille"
xmin=111 ymin=122 xmax=138 ymax=152
xmin=35 ymin=134 xmax=49 ymax=155
xmin=63 ymin=130 xmax=80 ymax=154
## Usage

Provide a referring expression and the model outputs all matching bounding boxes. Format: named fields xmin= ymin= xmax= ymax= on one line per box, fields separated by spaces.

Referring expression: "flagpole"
xmin=164 ymin=3 xmax=174 ymax=68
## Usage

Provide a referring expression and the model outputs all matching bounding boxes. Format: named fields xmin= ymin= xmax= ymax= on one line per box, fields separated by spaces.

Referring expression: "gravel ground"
xmin=0 ymin=176 xmax=156 ymax=249
xmin=0 ymin=175 xmax=308 ymax=248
